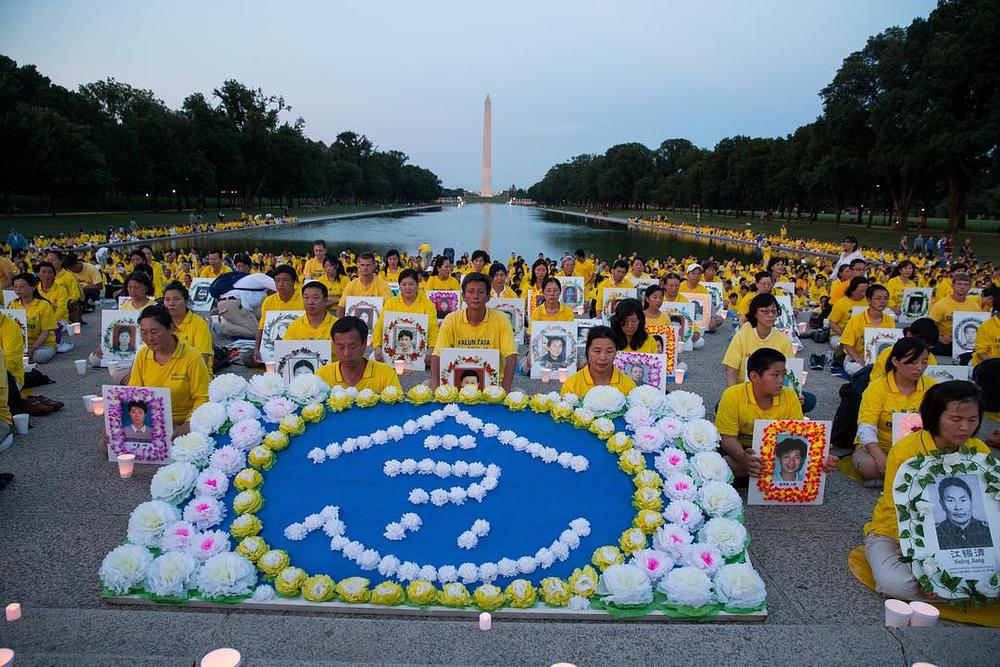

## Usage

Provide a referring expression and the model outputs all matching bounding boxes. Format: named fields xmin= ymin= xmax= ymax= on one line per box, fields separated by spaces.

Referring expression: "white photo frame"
xmin=952 ymin=311 xmax=989 ymax=355
xmin=601 ymin=287 xmax=636 ymax=322
xmin=529 ymin=321 xmax=578 ymax=379
xmin=680 ymin=292 xmax=713 ymax=330
xmin=261 ymin=310 xmax=303 ymax=363
xmin=662 ymin=301 xmax=696 ymax=351
xmin=924 ymin=365 xmax=970 ymax=383
xmin=864 ymin=328 xmax=903 ymax=366
xmin=558 ymin=276 xmax=586 ymax=315
xmin=899 ymin=288 xmax=933 ymax=324
xmin=380 ymin=311 xmax=429 ymax=371
xmin=748 ymin=419 xmax=832 ymax=506
xmin=188 ymin=278 xmax=214 ymax=312
xmin=101 ymin=310 xmax=141 ymax=368
xmin=344 ymin=296 xmax=384 ymax=333
xmin=488 ymin=298 xmax=525 ymax=343
xmin=103 ymin=385 xmax=172 ymax=465
xmin=438 ymin=347 xmax=500 ymax=389
xmin=613 ymin=351 xmax=667 ymax=391
xmin=274 ymin=339 xmax=332 ymax=384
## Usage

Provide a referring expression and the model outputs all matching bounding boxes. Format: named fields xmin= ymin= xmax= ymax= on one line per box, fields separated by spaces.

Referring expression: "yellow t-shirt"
xmin=870 ymin=347 xmax=937 ymax=380
xmin=829 ymin=296 xmax=866 ymax=331
xmin=383 ymin=266 xmax=403 ymax=284
xmin=840 ymin=310 xmax=896 ymax=357
xmin=316 ymin=275 xmax=350 ymax=309
xmin=929 ymin=295 xmax=981 ymax=339
xmin=490 ymin=287 xmax=518 ymax=299
xmin=530 ymin=303 xmax=574 ymax=323
xmin=721 ymin=324 xmax=795 ymax=379
xmin=316 ymin=359 xmax=402 ymax=393
xmin=72 ymin=262 xmax=104 ymax=289
xmin=128 ymin=340 xmax=210 ymax=423
xmin=120 ymin=298 xmax=153 ymax=311
xmin=12 ymin=298 xmax=56 ymax=348
xmin=433 ymin=308 xmax=518 ymax=374
xmin=857 ymin=373 xmax=936 ymax=453
xmin=284 ymin=313 xmax=337 ymax=344
xmin=372 ymin=295 xmax=439 ymax=349
xmin=54 ymin=268 xmax=83 ymax=302
xmin=885 ymin=276 xmax=914 ymax=311
xmin=37 ymin=282 xmax=70 ymax=321
xmin=864 ymin=431 xmax=990 ymax=539
xmin=624 ymin=335 xmax=659 ymax=354
xmin=715 ymin=383 xmax=803 ymax=449
xmin=560 ymin=366 xmax=636 ymax=399
xmin=342 ymin=276 xmax=392 ymax=300
xmin=829 ymin=279 xmax=850 ymax=304
xmin=425 ymin=275 xmax=461 ymax=292
xmin=0 ymin=312 xmax=25 ymax=385
xmin=175 ymin=310 xmax=213 ymax=357
xmin=198 ymin=265 xmax=231 ymax=279
xmin=258 ymin=290 xmax=305 ymax=329
xmin=595 ymin=276 xmax=634 ymax=313
xmin=302 ymin=257 xmax=326 ymax=281
xmin=973 ymin=314 xmax=1000 ymax=366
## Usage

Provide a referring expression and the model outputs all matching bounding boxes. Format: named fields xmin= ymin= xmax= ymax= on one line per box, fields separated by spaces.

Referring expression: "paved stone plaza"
xmin=1 ymin=312 xmax=998 ymax=666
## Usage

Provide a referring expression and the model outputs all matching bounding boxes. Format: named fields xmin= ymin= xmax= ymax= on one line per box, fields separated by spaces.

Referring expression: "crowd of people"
xmin=0 ymin=223 xmax=998 ymax=609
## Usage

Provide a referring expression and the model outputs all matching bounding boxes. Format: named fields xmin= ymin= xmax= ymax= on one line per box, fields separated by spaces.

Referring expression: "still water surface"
xmin=148 ymin=205 xmax=756 ymax=262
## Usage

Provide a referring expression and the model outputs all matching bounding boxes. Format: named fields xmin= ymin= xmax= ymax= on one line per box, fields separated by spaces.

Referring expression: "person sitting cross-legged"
xmin=317 ymin=316 xmax=401 ymax=393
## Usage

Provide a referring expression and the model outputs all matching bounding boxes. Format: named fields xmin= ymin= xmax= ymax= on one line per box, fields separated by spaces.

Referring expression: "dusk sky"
xmin=2 ymin=0 xmax=937 ymax=192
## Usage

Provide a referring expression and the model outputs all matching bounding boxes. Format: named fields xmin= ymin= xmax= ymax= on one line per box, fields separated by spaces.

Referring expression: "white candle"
xmin=558 ymin=368 xmax=569 ymax=383
xmin=674 ymin=368 xmax=686 ymax=384
xmin=541 ymin=369 xmax=551 ymax=383
xmin=478 ymin=611 xmax=491 ymax=631
xmin=884 ymin=598 xmax=912 ymax=627
xmin=394 ymin=359 xmax=405 ymax=375
xmin=801 ymin=371 xmax=808 ymax=386
xmin=117 ymin=453 xmax=136 ymax=479
xmin=21 ymin=355 xmax=28 ymax=367
xmin=83 ymin=394 xmax=98 ymax=413
xmin=72 ymin=322 xmax=82 ymax=335
xmin=201 ymin=648 xmax=242 ymax=667
xmin=90 ymin=396 xmax=105 ymax=416
xmin=264 ymin=362 xmax=277 ymax=374
xmin=4 ymin=603 xmax=20 ymax=621
xmin=0 ymin=648 xmax=13 ymax=667
xmin=908 ymin=601 xmax=939 ymax=627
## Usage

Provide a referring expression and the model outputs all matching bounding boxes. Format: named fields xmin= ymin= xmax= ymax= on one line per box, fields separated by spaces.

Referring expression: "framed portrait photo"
xmin=702 ymin=282 xmax=725 ymax=314
xmin=529 ymin=321 xmax=578 ymax=379
xmin=601 ymin=287 xmax=636 ymax=322
xmin=388 ymin=282 xmax=401 ymax=297
xmin=864 ymin=328 xmax=903 ymax=366
xmin=0 ymin=308 xmax=28 ymax=347
xmin=381 ymin=311 xmax=429 ymax=371
xmin=894 ymin=450 xmax=1000 ymax=599
xmin=260 ymin=310 xmax=304 ymax=363
xmin=274 ymin=340 xmax=332 ymax=384
xmin=952 ymin=311 xmax=989 ymax=355
xmin=487 ymin=297 xmax=525 ymax=343
xmin=924 ymin=365 xmax=971 ymax=383
xmin=344 ymin=296 xmax=384 ymax=334
xmin=613 ymin=351 xmax=667 ymax=392
xmin=426 ymin=290 xmax=460 ymax=320
xmin=103 ymin=385 xmax=173 ymax=464
xmin=748 ymin=419 xmax=832 ymax=506
xmin=188 ymin=278 xmax=215 ymax=312
xmin=632 ymin=278 xmax=658 ymax=302
xmin=646 ymin=324 xmax=678 ymax=374
xmin=438 ymin=347 xmax=500 ymax=390
xmin=101 ymin=310 xmax=142 ymax=368
xmin=662 ymin=301 xmax=696 ymax=351
xmin=2 ymin=289 xmax=15 ymax=308
xmin=680 ymin=292 xmax=713 ymax=330
xmin=558 ymin=276 xmax=586 ymax=315
xmin=773 ymin=294 xmax=796 ymax=335
xmin=898 ymin=288 xmax=933 ymax=324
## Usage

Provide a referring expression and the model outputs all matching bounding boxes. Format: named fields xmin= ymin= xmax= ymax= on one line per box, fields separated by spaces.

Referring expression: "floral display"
xmin=100 ymin=375 xmax=764 ymax=618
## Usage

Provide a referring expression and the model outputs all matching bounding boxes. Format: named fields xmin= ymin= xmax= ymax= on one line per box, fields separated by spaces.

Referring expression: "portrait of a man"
xmin=455 ymin=367 xmax=484 ymax=390
xmin=122 ymin=400 xmax=152 ymax=443
xmin=772 ymin=436 xmax=808 ymax=486
xmin=395 ymin=328 xmax=416 ymax=356
xmin=628 ymin=364 xmax=647 ymax=386
xmin=934 ymin=476 xmax=993 ymax=550
xmin=538 ymin=335 xmax=567 ymax=370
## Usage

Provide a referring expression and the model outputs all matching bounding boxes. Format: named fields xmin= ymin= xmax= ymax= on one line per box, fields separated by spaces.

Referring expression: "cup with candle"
xmin=4 ymin=602 xmax=21 ymax=622
xmin=558 ymin=367 xmax=569 ymax=383
xmin=264 ymin=361 xmax=277 ymax=374
xmin=883 ymin=598 xmax=912 ymax=627
xmin=12 ymin=413 xmax=28 ymax=435
xmin=674 ymin=367 xmax=686 ymax=384
xmin=478 ymin=611 xmax=492 ymax=630
xmin=541 ymin=369 xmax=551 ymax=383
xmin=117 ymin=453 xmax=136 ymax=479
xmin=201 ymin=648 xmax=242 ymax=667
xmin=82 ymin=394 xmax=98 ymax=413
xmin=394 ymin=359 xmax=405 ymax=375
xmin=75 ymin=359 xmax=87 ymax=375
xmin=0 ymin=648 xmax=13 ymax=667
xmin=908 ymin=601 xmax=939 ymax=627
xmin=90 ymin=396 xmax=105 ymax=416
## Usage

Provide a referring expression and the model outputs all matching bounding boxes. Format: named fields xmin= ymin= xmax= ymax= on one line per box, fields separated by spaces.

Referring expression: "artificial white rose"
xmin=663 ymin=473 xmax=698 ymax=501
xmin=188 ymin=530 xmax=230 ymax=561
xmin=307 ymin=448 xmax=326 ymax=464
xmin=208 ymin=373 xmax=248 ymax=403
xmin=183 ymin=495 xmax=226 ymax=530
xmin=246 ymin=372 xmax=287 ymax=402
xmin=384 ymin=522 xmax=406 ymax=541
xmin=680 ymin=419 xmax=721 ymax=453
xmin=516 ymin=556 xmax=538 ymax=574
xmin=457 ymin=562 xmax=479 ymax=583
xmin=359 ymin=549 xmax=382 ymax=570
xmin=208 ymin=446 xmax=246 ymax=477
xmin=286 ymin=373 xmax=329 ymax=404
xmin=713 ymin=563 xmax=766 ymax=608
xmin=664 ymin=390 xmax=706 ymax=421
xmin=478 ymin=562 xmax=499 ymax=583
xmin=689 ymin=451 xmax=730 ymax=483
xmin=627 ymin=385 xmax=669 ymax=418
xmin=581 ymin=386 xmax=627 ymax=416
xmin=697 ymin=481 xmax=742 ymax=517
xmin=624 ymin=405 xmax=654 ymax=431
xmin=150 ymin=462 xmax=199 ymax=505
xmin=189 ymin=402 xmax=227 ymax=435
xmin=596 ymin=563 xmax=654 ymax=606
xmin=654 ymin=448 xmax=689 ymax=478
xmin=194 ymin=468 xmax=229 ymax=499
xmin=377 ymin=555 xmax=400 ymax=577
xmin=652 ymin=523 xmax=694 ymax=557
xmin=569 ymin=518 xmax=592 ymax=536
xmin=655 ymin=417 xmax=684 ymax=441
xmin=497 ymin=558 xmax=518 ymax=577
xmin=262 ymin=397 xmax=296 ymax=423
xmin=658 ymin=566 xmax=714 ymax=607
xmin=229 ymin=419 xmax=265 ymax=451
xmin=632 ymin=426 xmax=667 ymax=454
xmin=663 ymin=499 xmax=704 ymax=531
xmin=284 ymin=522 xmax=308 ymax=541
xmin=169 ymin=432 xmax=215 ymax=467
xmin=568 ymin=595 xmax=591 ymax=610
xmin=127 ymin=500 xmax=181 ymax=547
xmin=253 ymin=584 xmax=277 ymax=601
xmin=629 ymin=548 xmax=674 ymax=581
xmin=100 ymin=544 xmax=153 ymax=594
xmin=226 ymin=400 xmax=261 ymax=424
xmin=699 ymin=517 xmax=747 ymax=557
xmin=682 ymin=544 xmax=724 ymax=575
xmin=195 ymin=552 xmax=257 ymax=598
xmin=159 ymin=521 xmax=199 ymax=552
xmin=437 ymin=565 xmax=459 ymax=583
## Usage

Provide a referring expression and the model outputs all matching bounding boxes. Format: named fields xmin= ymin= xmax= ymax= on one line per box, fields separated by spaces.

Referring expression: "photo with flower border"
xmin=103 ymin=384 xmax=173 ymax=464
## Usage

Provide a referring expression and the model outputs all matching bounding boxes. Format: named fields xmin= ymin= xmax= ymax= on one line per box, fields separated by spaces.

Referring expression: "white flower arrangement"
xmin=169 ymin=432 xmax=215 ymax=468
xmin=127 ymin=501 xmax=180 ymax=547
xmin=457 ymin=530 xmax=479 ymax=549
xmin=627 ymin=385 xmax=669 ymax=418
xmin=207 ymin=446 xmax=245 ymax=477
xmin=713 ymin=563 xmax=766 ymax=608
xmin=182 ymin=495 xmax=226 ymax=530
xmin=286 ymin=373 xmax=330 ymax=405
xmin=189 ymin=402 xmax=227 ymax=435
xmin=688 ymin=451 xmax=730 ymax=483
xmin=150 ymin=462 xmax=199 ymax=505
xmin=658 ymin=566 xmax=714 ymax=607
xmin=624 ymin=405 xmax=655 ymax=431
xmin=680 ymin=419 xmax=721 ymax=453
xmin=208 ymin=373 xmax=248 ymax=404
xmin=195 ymin=552 xmax=257 ymax=599
xmin=697 ymin=481 xmax=742 ymax=518
xmin=652 ymin=523 xmax=694 ymax=557
xmin=229 ymin=418 xmax=265 ymax=451
xmin=682 ymin=544 xmax=723 ymax=575
xmin=246 ymin=372 xmax=287 ymax=402
xmin=145 ymin=551 xmax=199 ymax=597
xmin=664 ymin=390 xmax=706 ymax=421
xmin=629 ymin=549 xmax=674 ymax=581
xmin=596 ymin=563 xmax=654 ymax=606
xmin=226 ymin=400 xmax=261 ymax=424
xmin=663 ymin=473 xmax=698 ymax=501
xmin=262 ymin=396 xmax=296 ymax=423
xmin=252 ymin=584 xmax=277 ymax=601
xmin=188 ymin=530 xmax=230 ymax=561
xmin=655 ymin=417 xmax=684 ymax=441
xmin=194 ymin=468 xmax=229 ymax=499
xmin=663 ymin=500 xmax=704 ymax=531
xmin=632 ymin=426 xmax=667 ymax=453
xmin=100 ymin=544 xmax=153 ymax=594
xmin=160 ymin=521 xmax=199 ymax=552
xmin=581 ymin=386 xmax=626 ymax=416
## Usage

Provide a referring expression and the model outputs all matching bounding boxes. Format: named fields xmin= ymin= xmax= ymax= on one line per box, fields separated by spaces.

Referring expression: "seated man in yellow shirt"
xmin=248 ymin=265 xmax=303 ymax=368
xmin=431 ymin=272 xmax=518 ymax=392
xmin=715 ymin=348 xmax=837 ymax=481
xmin=336 ymin=252 xmax=392 ymax=317
xmin=198 ymin=251 xmax=231 ymax=279
xmin=928 ymin=272 xmax=980 ymax=357
xmin=317 ymin=316 xmax=401 ymax=392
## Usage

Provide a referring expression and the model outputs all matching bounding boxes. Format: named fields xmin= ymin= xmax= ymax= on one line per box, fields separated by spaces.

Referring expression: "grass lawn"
xmin=0 ymin=203 xmax=424 ymax=239
xmin=549 ymin=206 xmax=1000 ymax=263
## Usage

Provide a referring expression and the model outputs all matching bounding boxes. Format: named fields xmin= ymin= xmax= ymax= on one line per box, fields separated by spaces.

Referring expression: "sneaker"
xmin=809 ymin=354 xmax=824 ymax=370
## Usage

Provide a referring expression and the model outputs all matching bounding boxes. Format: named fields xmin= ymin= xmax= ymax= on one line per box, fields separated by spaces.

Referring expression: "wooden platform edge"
xmin=102 ymin=594 xmax=768 ymax=623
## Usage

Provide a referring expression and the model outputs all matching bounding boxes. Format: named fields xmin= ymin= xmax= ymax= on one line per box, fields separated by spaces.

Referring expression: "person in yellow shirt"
xmin=317 ymin=316 xmax=402 ymax=393
xmin=854 ymin=338 xmax=935 ymax=482
xmin=141 ymin=246 xmax=166 ymax=297
xmin=198 ymin=251 xmax=231 ymax=279
xmin=561 ymin=325 xmax=636 ymax=399
xmin=828 ymin=263 xmax=853 ymax=305
xmin=163 ymin=281 xmax=214 ymax=371
xmin=863 ymin=381 xmax=989 ymax=600
xmin=829 ymin=276 xmax=869 ymax=339
xmin=0 ymin=310 xmax=24 ymax=390
xmin=715 ymin=348 xmax=836 ymax=480
xmin=119 ymin=272 xmax=155 ymax=311
xmin=46 ymin=250 xmax=84 ymax=322
xmin=736 ymin=272 xmax=776 ymax=324
xmin=36 ymin=262 xmax=70 ymax=322
xmin=382 ymin=249 xmax=404 ymax=284
xmin=67 ymin=256 xmax=104 ymax=305
xmin=488 ymin=262 xmax=517 ymax=299
xmin=840 ymin=284 xmax=894 ymax=376
xmin=869 ymin=318 xmax=939 ymax=381
xmin=530 ymin=277 xmax=574 ymax=327
xmin=609 ymin=298 xmax=658 ymax=354
xmin=11 ymin=272 xmax=56 ymax=364
xmin=432 ymin=273 xmax=517 ymax=392
xmin=283 ymin=282 xmax=338 ymax=361
xmin=0 ymin=253 xmax=15 ymax=289
xmin=417 ymin=242 xmax=433 ymax=269
xmin=972 ymin=287 xmax=1000 ymax=368
xmin=884 ymin=260 xmax=916 ymax=312
xmin=573 ymin=249 xmax=595 ymax=288
xmin=628 ymin=256 xmax=650 ymax=282
xmin=928 ymin=272 xmax=979 ymax=356
xmin=595 ymin=260 xmax=633 ymax=316
xmin=427 ymin=255 xmax=461 ymax=293
xmin=336 ymin=253 xmax=391 ymax=317
xmin=642 ymin=284 xmax=670 ymax=327
xmin=302 ymin=240 xmax=328 ymax=281
xmin=372 ymin=268 xmax=438 ymax=367
xmin=318 ymin=257 xmax=350 ymax=311
xmin=722 ymin=293 xmax=795 ymax=385
xmin=248 ymin=265 xmax=303 ymax=367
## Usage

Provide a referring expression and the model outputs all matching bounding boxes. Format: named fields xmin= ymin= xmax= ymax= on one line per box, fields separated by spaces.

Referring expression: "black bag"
xmin=830 ymin=366 xmax=873 ymax=450
xmin=22 ymin=367 xmax=54 ymax=390
xmin=973 ymin=359 xmax=1000 ymax=412
xmin=208 ymin=272 xmax=251 ymax=299
xmin=813 ymin=328 xmax=830 ymax=344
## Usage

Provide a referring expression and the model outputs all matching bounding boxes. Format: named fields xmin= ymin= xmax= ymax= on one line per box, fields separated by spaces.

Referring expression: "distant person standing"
xmin=898 ymin=235 xmax=908 ymax=254
xmin=5 ymin=230 xmax=26 ymax=252
xmin=913 ymin=232 xmax=925 ymax=258
xmin=925 ymin=235 xmax=936 ymax=259
xmin=832 ymin=236 xmax=864 ymax=278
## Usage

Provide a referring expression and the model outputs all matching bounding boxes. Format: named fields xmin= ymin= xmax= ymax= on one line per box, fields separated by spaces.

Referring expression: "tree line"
xmin=0 ymin=56 xmax=442 ymax=215
xmin=528 ymin=0 xmax=999 ymax=232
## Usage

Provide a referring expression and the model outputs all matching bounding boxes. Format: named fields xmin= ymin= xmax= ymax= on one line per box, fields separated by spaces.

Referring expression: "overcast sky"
xmin=2 ymin=0 xmax=936 ymax=191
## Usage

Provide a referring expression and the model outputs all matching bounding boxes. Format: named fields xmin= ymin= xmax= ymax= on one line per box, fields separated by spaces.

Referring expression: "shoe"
xmin=36 ymin=396 xmax=64 ymax=409
xmin=22 ymin=398 xmax=54 ymax=416
xmin=863 ymin=479 xmax=881 ymax=489
xmin=809 ymin=354 xmax=824 ymax=370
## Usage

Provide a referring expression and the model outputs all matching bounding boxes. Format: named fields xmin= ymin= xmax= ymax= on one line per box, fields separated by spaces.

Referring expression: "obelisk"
xmin=480 ymin=94 xmax=493 ymax=197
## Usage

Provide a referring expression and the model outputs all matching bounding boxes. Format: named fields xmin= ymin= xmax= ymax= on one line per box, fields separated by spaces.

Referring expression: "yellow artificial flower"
xmin=618 ymin=449 xmax=645 ymax=475
xmin=248 ymin=446 xmax=275 ymax=470
xmin=301 ymin=574 xmax=336 ymax=602
xmin=380 ymin=385 xmax=404 ymax=404
xmin=592 ymin=546 xmax=624 ymax=571
xmin=633 ymin=469 xmax=663 ymax=489
xmin=504 ymin=391 xmax=529 ymax=411
xmin=234 ymin=536 xmax=268 ymax=562
xmin=632 ymin=487 xmax=663 ymax=511
xmin=473 ymin=583 xmax=507 ymax=610
xmin=301 ymin=403 xmax=326 ymax=423
xmin=438 ymin=581 xmax=472 ymax=607
xmin=274 ymin=566 xmax=308 ymax=597
xmin=589 ymin=418 xmax=615 ymax=440
xmin=370 ymin=581 xmax=405 ymax=605
xmin=504 ymin=579 xmax=537 ymax=608
xmin=278 ymin=414 xmax=305 ymax=435
xmin=407 ymin=384 xmax=433 ymax=406
xmin=568 ymin=565 xmax=599 ymax=597
xmin=571 ymin=408 xmax=595 ymax=428
xmin=233 ymin=489 xmax=264 ymax=514
xmin=336 ymin=576 xmax=371 ymax=603
xmin=606 ymin=432 xmax=632 ymax=454
xmin=539 ymin=577 xmax=571 ymax=607
xmin=264 ymin=431 xmax=290 ymax=452
xmin=256 ymin=549 xmax=290 ymax=578
xmin=406 ymin=580 xmax=438 ymax=606
xmin=326 ymin=393 xmax=353 ymax=412
xmin=550 ymin=402 xmax=574 ymax=421
xmin=233 ymin=468 xmax=264 ymax=491
xmin=457 ymin=385 xmax=482 ymax=405
xmin=433 ymin=384 xmax=458 ymax=403
xmin=618 ymin=527 xmax=647 ymax=554
xmin=633 ymin=509 xmax=665 ymax=534
xmin=528 ymin=393 xmax=552 ymax=414
xmin=355 ymin=389 xmax=380 ymax=407
xmin=481 ymin=385 xmax=506 ymax=404
xmin=229 ymin=513 xmax=263 ymax=537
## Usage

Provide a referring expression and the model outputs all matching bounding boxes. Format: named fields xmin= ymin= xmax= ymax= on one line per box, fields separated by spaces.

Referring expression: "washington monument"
xmin=480 ymin=94 xmax=492 ymax=197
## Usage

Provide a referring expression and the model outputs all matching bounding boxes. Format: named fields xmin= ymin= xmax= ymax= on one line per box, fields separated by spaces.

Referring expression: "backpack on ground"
xmin=830 ymin=365 xmax=873 ymax=450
